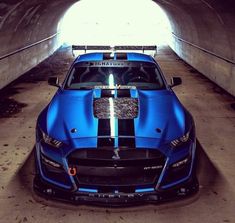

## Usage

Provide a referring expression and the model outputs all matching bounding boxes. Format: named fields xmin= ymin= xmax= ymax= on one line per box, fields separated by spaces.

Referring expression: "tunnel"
xmin=0 ymin=0 xmax=235 ymax=95
xmin=0 ymin=0 xmax=235 ymax=222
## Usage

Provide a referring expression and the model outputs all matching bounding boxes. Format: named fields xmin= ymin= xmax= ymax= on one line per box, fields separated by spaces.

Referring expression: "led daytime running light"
xmin=41 ymin=130 xmax=63 ymax=148
xmin=171 ymin=132 xmax=190 ymax=147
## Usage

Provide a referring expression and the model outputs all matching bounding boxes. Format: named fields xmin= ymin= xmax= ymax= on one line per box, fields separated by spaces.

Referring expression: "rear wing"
xmin=72 ymin=45 xmax=157 ymax=56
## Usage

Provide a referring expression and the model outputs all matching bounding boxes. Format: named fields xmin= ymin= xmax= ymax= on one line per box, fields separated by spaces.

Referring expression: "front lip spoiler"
xmin=33 ymin=176 xmax=199 ymax=207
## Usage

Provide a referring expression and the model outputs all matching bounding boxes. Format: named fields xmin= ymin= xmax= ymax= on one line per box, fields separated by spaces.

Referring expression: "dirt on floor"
xmin=0 ymin=45 xmax=73 ymax=118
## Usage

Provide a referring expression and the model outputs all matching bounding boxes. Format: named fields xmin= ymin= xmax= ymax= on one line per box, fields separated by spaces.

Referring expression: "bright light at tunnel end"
xmin=58 ymin=0 xmax=172 ymax=47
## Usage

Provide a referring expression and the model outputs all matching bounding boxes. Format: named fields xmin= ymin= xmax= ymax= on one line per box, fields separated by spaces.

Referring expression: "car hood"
xmin=39 ymin=89 xmax=190 ymax=146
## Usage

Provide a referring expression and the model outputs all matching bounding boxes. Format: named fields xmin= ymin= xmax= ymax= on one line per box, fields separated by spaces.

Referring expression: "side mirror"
xmin=170 ymin=77 xmax=182 ymax=88
xmin=48 ymin=77 xmax=60 ymax=88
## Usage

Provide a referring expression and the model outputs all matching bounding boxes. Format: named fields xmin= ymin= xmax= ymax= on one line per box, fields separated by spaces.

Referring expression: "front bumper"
xmin=34 ymin=138 xmax=198 ymax=206
xmin=34 ymin=174 xmax=198 ymax=207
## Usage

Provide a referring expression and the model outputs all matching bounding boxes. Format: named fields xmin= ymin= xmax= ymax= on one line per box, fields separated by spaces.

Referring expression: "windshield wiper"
xmin=94 ymin=85 xmax=136 ymax=90
xmin=78 ymin=86 xmax=94 ymax=89
xmin=66 ymin=86 xmax=94 ymax=90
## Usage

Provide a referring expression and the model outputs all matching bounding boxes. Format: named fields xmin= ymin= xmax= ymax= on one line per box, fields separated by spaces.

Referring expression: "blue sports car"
xmin=34 ymin=47 xmax=198 ymax=206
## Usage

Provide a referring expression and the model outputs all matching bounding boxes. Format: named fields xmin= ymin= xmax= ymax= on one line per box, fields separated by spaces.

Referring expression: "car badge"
xmin=112 ymin=148 xmax=120 ymax=160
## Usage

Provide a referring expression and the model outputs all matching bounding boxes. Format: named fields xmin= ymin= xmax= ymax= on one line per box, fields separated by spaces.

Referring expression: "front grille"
xmin=67 ymin=148 xmax=165 ymax=191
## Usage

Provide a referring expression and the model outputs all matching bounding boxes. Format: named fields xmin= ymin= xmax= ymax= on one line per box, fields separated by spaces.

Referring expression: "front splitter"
xmin=33 ymin=176 xmax=199 ymax=207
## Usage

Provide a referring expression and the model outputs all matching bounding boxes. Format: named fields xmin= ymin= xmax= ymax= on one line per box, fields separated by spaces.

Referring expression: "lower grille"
xmin=67 ymin=148 xmax=165 ymax=190
xmin=162 ymin=161 xmax=191 ymax=185
xmin=41 ymin=159 xmax=70 ymax=186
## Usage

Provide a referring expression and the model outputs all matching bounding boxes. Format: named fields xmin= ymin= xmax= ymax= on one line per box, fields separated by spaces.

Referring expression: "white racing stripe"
xmin=109 ymin=97 xmax=116 ymax=137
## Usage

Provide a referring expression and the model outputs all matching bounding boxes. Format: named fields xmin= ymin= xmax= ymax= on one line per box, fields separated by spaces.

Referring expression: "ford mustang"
xmin=34 ymin=47 xmax=198 ymax=206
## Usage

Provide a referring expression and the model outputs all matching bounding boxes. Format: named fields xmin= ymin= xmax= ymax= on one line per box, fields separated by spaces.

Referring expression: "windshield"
xmin=65 ymin=61 xmax=165 ymax=90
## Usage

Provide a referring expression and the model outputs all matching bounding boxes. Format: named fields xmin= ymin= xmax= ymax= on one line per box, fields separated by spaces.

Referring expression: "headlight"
xmin=41 ymin=130 xmax=63 ymax=148
xmin=171 ymin=131 xmax=190 ymax=147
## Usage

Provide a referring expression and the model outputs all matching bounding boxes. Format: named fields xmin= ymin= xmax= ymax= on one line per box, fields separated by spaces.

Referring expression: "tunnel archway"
xmin=0 ymin=0 xmax=234 ymax=96
xmin=59 ymin=0 xmax=171 ymax=46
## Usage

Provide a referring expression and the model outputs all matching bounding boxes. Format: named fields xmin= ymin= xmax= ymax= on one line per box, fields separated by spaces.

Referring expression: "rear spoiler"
xmin=72 ymin=45 xmax=157 ymax=56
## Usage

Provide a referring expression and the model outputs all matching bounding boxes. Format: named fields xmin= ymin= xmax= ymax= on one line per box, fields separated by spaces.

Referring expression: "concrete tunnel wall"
xmin=0 ymin=0 xmax=235 ymax=96
xmin=0 ymin=0 xmax=75 ymax=89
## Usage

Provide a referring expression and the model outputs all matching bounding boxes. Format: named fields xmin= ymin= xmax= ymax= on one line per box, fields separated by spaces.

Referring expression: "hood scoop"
xmin=94 ymin=98 xmax=138 ymax=119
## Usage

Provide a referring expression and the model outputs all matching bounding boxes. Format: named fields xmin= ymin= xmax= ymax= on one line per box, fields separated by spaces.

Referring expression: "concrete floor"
xmin=0 ymin=45 xmax=234 ymax=223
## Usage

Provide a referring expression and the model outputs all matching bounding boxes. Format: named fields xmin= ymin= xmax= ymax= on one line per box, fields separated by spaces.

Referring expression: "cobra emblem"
xmin=112 ymin=148 xmax=120 ymax=160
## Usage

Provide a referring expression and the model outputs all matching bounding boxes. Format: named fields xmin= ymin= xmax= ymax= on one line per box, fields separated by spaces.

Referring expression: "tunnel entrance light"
xmin=59 ymin=0 xmax=171 ymax=47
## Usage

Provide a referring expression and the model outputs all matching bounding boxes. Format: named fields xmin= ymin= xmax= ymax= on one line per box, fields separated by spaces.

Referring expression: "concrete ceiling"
xmin=0 ymin=0 xmax=234 ymax=95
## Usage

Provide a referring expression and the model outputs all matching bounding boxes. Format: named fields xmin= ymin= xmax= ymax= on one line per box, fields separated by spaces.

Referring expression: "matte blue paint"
xmin=75 ymin=53 xmax=104 ymax=62
xmin=127 ymin=53 xmax=155 ymax=62
xmin=75 ymin=52 xmax=154 ymax=63
xmin=35 ymin=51 xmax=196 ymax=194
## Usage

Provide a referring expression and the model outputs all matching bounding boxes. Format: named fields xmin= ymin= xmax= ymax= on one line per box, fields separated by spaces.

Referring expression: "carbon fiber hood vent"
xmin=94 ymin=98 xmax=138 ymax=119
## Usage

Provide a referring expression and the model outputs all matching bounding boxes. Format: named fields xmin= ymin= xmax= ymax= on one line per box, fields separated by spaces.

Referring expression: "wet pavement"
xmin=0 ymin=45 xmax=234 ymax=223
